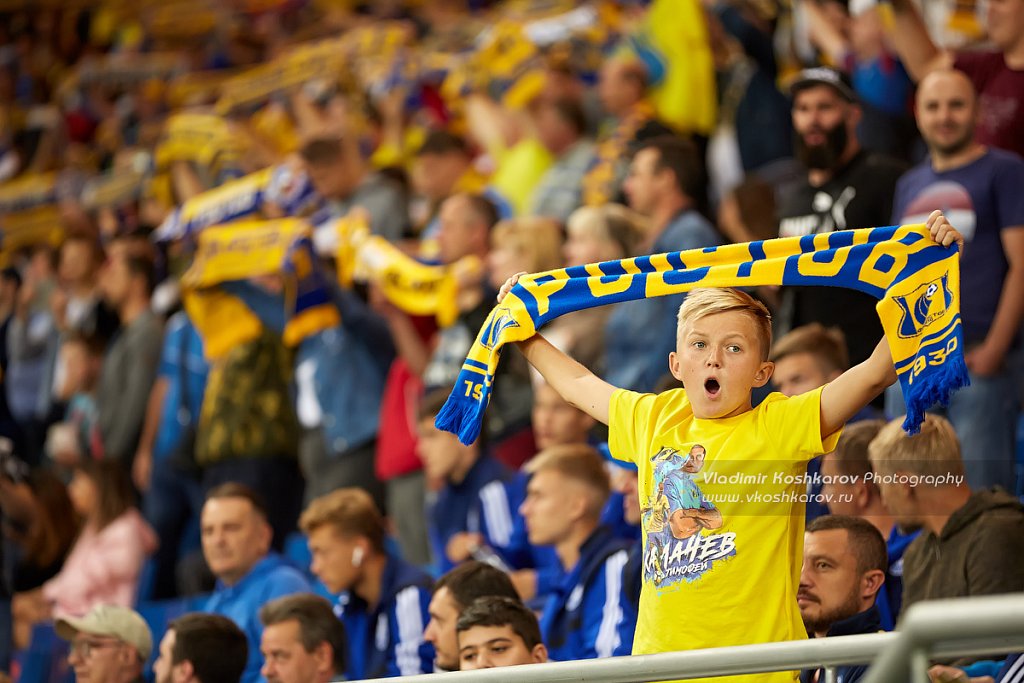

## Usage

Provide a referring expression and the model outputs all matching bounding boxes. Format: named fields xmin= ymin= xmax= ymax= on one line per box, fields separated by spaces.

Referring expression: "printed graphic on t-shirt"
xmin=641 ymin=445 xmax=736 ymax=590
xmin=778 ymin=186 xmax=857 ymax=237
xmin=900 ymin=180 xmax=977 ymax=241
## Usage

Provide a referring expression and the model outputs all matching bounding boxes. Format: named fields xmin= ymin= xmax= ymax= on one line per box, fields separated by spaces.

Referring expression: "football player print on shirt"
xmin=642 ymin=445 xmax=736 ymax=591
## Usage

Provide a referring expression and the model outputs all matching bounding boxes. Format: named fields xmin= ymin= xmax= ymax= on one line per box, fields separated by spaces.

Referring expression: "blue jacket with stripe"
xmin=335 ymin=552 xmax=434 ymax=679
xmin=540 ymin=525 xmax=637 ymax=662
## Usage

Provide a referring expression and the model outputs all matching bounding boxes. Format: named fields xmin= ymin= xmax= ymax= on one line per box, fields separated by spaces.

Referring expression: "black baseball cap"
xmin=790 ymin=67 xmax=858 ymax=103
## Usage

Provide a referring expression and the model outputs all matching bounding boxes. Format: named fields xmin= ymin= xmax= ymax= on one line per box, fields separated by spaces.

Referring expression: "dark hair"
xmin=205 ymin=482 xmax=269 ymax=521
xmin=635 ymin=135 xmax=704 ymax=202
xmin=170 ymin=613 xmax=249 ymax=683
xmin=456 ymin=596 xmax=542 ymax=649
xmin=461 ymin=193 xmax=500 ymax=232
xmin=417 ymin=130 xmax=470 ymax=157
xmin=76 ymin=459 xmax=136 ymax=531
xmin=828 ymin=419 xmax=888 ymax=480
xmin=806 ymin=515 xmax=887 ymax=576
xmin=299 ymin=136 xmax=345 ymax=166
xmin=544 ymin=97 xmax=586 ymax=137
xmin=111 ymin=236 xmax=157 ymax=296
xmin=25 ymin=468 xmax=80 ymax=568
xmin=418 ymin=387 xmax=455 ymax=423
xmin=259 ymin=594 xmax=347 ymax=675
xmin=62 ymin=332 xmax=106 ymax=358
xmin=1 ymin=266 xmax=21 ymax=288
xmin=434 ymin=561 xmax=520 ymax=610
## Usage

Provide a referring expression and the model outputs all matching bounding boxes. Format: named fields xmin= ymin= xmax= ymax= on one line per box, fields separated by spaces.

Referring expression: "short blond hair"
xmin=868 ymin=414 xmax=964 ymax=479
xmin=524 ymin=444 xmax=610 ymax=519
xmin=769 ymin=323 xmax=849 ymax=372
xmin=299 ymin=488 xmax=386 ymax=553
xmin=677 ymin=288 xmax=772 ymax=360
xmin=490 ymin=217 xmax=564 ymax=274
xmin=565 ymin=204 xmax=646 ymax=258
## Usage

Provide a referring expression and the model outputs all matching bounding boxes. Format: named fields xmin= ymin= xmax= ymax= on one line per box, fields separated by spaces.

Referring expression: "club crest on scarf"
xmin=891 ymin=273 xmax=953 ymax=339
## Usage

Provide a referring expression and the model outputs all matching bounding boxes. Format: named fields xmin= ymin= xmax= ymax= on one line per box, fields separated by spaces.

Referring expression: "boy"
xmin=456 ymin=596 xmax=548 ymax=671
xmin=497 ymin=211 xmax=961 ymax=680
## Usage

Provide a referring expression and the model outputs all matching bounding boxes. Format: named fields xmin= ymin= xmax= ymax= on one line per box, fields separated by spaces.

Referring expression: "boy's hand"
xmin=926 ymin=209 xmax=965 ymax=251
xmin=497 ymin=271 xmax=527 ymax=304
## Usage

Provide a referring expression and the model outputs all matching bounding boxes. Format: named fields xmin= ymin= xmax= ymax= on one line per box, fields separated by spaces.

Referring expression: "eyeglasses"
xmin=70 ymin=638 xmax=123 ymax=658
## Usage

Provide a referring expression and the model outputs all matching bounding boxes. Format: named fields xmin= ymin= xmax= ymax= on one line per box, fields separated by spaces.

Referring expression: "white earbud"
xmin=352 ymin=546 xmax=365 ymax=567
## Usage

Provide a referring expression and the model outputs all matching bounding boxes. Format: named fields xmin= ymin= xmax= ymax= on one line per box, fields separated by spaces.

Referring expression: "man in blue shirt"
xmin=202 ymin=484 xmax=313 ymax=683
xmin=519 ymin=444 xmax=636 ymax=661
xmin=609 ymin=135 xmax=722 ymax=393
xmin=415 ymin=389 xmax=514 ymax=574
xmin=301 ymin=488 xmax=434 ymax=679
xmin=889 ymin=68 xmax=1024 ymax=494
xmin=133 ymin=310 xmax=208 ymax=599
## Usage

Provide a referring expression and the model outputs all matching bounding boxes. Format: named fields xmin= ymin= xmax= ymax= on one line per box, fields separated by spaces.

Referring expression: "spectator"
xmin=95 ymin=236 xmax=163 ymax=463
xmin=259 ymin=594 xmax=348 ymax=683
xmin=423 ymin=561 xmax=521 ymax=673
xmin=47 ymin=333 xmax=104 ymax=466
xmin=51 ymin=234 xmax=117 ymax=341
xmin=770 ymin=322 xmax=877 ymax=520
xmin=486 ymin=217 xmax=564 ymax=295
xmin=415 ymin=388 xmax=513 ymax=573
xmin=56 ymin=605 xmax=152 ymax=683
xmin=777 ymin=67 xmax=905 ymax=369
xmin=519 ymin=444 xmax=636 ymax=661
xmin=888 ymin=0 xmax=1024 ymax=157
xmin=5 ymin=246 xmax=60 ymax=463
xmin=798 ymin=515 xmax=887 ymax=683
xmin=868 ymin=415 xmax=1024 ymax=612
xmin=299 ymin=136 xmax=408 ymax=244
xmin=0 ymin=268 xmax=20 ymax=445
xmin=610 ymin=135 xmax=721 ymax=393
xmin=201 ymin=483 xmax=312 ymax=683
xmin=889 ymin=69 xmax=1024 ymax=493
xmin=584 ymin=57 xmax=674 ymax=205
xmin=456 ymin=596 xmax=548 ymax=671
xmin=528 ymin=97 xmax=597 ymax=223
xmin=551 ymin=204 xmax=644 ymax=374
xmin=531 ymin=381 xmax=596 ymax=452
xmin=132 ymin=310 xmax=208 ymax=599
xmin=820 ymin=420 xmax=919 ymax=630
xmin=152 ymin=613 xmax=249 ymax=683
xmin=300 ymin=488 xmax=433 ymax=679
xmin=42 ymin=460 xmax=157 ymax=618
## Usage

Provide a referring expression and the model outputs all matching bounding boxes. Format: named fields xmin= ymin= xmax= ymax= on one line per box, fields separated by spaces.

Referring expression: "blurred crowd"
xmin=1 ymin=0 xmax=1023 ymax=681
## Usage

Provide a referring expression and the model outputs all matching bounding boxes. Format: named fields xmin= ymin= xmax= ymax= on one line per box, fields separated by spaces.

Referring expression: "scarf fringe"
xmin=901 ymin=353 xmax=971 ymax=435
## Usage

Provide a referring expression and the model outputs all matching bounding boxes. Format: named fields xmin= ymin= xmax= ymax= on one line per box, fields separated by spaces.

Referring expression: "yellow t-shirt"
xmin=609 ymin=386 xmax=840 ymax=683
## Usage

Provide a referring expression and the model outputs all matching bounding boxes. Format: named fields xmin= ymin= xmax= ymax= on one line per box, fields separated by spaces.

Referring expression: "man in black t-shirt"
xmin=777 ymin=67 xmax=906 ymax=367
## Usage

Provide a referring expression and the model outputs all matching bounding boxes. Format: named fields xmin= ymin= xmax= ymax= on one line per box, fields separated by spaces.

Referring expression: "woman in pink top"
xmin=43 ymin=460 xmax=158 ymax=618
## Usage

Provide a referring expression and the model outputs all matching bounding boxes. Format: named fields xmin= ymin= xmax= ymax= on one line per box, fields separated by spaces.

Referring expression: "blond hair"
xmin=299 ymin=488 xmax=386 ymax=552
xmin=676 ymin=288 xmax=773 ymax=360
xmin=524 ymin=444 xmax=610 ymax=519
xmin=868 ymin=414 xmax=964 ymax=479
xmin=770 ymin=323 xmax=849 ymax=372
xmin=565 ymin=204 xmax=646 ymax=259
xmin=490 ymin=217 xmax=564 ymax=274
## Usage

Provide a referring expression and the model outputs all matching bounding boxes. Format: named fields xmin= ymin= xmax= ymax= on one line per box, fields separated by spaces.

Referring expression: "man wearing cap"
xmin=57 ymin=605 xmax=152 ymax=683
xmin=777 ymin=67 xmax=906 ymax=368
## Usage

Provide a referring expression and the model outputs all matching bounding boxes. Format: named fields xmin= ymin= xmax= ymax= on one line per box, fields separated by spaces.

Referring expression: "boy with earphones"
xmin=300 ymin=487 xmax=435 ymax=679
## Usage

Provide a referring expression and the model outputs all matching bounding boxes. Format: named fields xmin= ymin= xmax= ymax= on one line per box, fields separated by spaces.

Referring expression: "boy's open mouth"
xmin=704 ymin=377 xmax=721 ymax=397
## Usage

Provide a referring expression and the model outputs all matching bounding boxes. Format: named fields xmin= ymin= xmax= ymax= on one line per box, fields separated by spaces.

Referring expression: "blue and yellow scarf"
xmin=436 ymin=226 xmax=969 ymax=444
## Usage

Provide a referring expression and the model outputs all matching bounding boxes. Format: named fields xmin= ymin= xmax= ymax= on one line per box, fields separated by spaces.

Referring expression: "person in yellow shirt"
xmin=495 ymin=212 xmax=962 ymax=682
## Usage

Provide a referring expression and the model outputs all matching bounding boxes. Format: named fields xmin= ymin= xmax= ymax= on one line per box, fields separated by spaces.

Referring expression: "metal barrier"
xmin=376 ymin=594 xmax=1024 ymax=683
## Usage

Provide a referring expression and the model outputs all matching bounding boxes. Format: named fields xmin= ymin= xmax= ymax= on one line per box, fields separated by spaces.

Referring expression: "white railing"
xmin=373 ymin=594 xmax=1024 ymax=682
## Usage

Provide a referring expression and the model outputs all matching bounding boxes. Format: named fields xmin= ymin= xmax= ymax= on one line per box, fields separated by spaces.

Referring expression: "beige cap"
xmin=56 ymin=605 xmax=153 ymax=661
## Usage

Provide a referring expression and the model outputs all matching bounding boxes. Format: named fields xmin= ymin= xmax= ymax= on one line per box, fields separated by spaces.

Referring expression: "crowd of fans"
xmin=1 ymin=0 xmax=1023 ymax=681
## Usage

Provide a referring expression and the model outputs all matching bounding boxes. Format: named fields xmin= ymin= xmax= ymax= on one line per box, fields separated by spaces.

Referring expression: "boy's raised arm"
xmin=499 ymin=272 xmax=617 ymax=425
xmin=819 ymin=338 xmax=896 ymax=438
xmin=518 ymin=335 xmax=616 ymax=425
